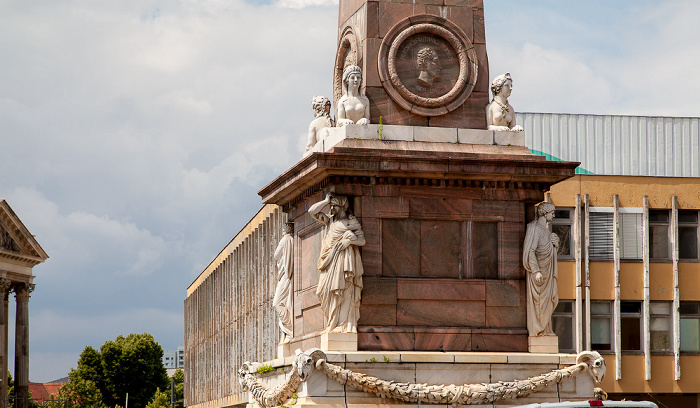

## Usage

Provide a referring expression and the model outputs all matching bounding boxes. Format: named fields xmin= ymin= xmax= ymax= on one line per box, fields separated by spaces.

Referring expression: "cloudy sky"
xmin=1 ymin=0 xmax=699 ymax=382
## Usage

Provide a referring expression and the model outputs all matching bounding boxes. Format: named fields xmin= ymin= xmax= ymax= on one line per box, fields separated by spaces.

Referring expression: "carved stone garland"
xmin=239 ymin=349 xmax=607 ymax=407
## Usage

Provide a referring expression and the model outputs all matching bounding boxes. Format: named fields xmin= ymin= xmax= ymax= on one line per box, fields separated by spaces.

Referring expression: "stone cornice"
xmin=0 ymin=200 xmax=49 ymax=264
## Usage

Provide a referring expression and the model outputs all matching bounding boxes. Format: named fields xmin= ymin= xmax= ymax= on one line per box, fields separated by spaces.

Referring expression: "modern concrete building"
xmin=163 ymin=346 xmax=185 ymax=369
xmin=517 ymin=112 xmax=700 ymax=407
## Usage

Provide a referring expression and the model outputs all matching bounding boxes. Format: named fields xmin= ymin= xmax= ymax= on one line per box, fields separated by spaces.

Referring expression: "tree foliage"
xmin=53 ymin=333 xmax=168 ymax=408
xmin=145 ymin=369 xmax=183 ymax=408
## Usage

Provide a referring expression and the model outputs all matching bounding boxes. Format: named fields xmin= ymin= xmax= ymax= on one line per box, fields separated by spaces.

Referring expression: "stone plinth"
xmin=244 ymin=351 xmax=594 ymax=408
xmin=306 ymin=124 xmax=525 ymax=156
xmin=529 ymin=335 xmax=559 ymax=354
xmin=259 ymin=136 xmax=578 ymax=354
xmin=321 ymin=332 xmax=358 ymax=352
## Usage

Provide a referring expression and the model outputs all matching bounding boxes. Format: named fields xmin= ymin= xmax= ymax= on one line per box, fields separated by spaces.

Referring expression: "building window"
xmin=650 ymin=301 xmax=672 ymax=352
xmin=680 ymin=302 xmax=700 ymax=352
xmin=589 ymin=212 xmax=614 ymax=260
xmin=590 ymin=301 xmax=612 ymax=351
xmin=552 ymin=208 xmax=573 ymax=257
xmin=649 ymin=210 xmax=670 ymax=259
xmin=620 ymin=213 xmax=642 ymax=259
xmin=679 ymin=210 xmax=699 ymax=260
xmin=553 ymin=300 xmax=575 ymax=353
xmin=621 ymin=301 xmax=642 ymax=351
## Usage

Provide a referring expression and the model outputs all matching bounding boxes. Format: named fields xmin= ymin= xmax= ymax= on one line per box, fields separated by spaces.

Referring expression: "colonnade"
xmin=0 ymin=279 xmax=34 ymax=408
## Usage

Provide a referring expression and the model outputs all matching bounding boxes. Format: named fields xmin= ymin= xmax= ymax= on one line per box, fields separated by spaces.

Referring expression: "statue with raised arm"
xmin=304 ymin=96 xmax=334 ymax=156
xmin=273 ymin=222 xmax=294 ymax=344
xmin=308 ymin=193 xmax=365 ymax=333
xmin=523 ymin=202 xmax=559 ymax=337
xmin=337 ymin=65 xmax=370 ymax=127
xmin=486 ymin=72 xmax=524 ymax=132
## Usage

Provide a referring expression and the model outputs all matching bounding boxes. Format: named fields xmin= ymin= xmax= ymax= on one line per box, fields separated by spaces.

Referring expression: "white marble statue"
xmin=337 ymin=65 xmax=370 ymax=127
xmin=308 ymin=193 xmax=365 ymax=333
xmin=523 ymin=202 xmax=559 ymax=337
xmin=273 ymin=223 xmax=294 ymax=344
xmin=304 ymin=96 xmax=334 ymax=155
xmin=486 ymin=72 xmax=524 ymax=132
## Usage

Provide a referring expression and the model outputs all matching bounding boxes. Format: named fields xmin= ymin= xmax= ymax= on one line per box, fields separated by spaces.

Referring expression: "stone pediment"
xmin=0 ymin=200 xmax=48 ymax=267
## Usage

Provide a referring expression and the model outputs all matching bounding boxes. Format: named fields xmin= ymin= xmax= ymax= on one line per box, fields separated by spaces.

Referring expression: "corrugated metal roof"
xmin=517 ymin=113 xmax=700 ymax=177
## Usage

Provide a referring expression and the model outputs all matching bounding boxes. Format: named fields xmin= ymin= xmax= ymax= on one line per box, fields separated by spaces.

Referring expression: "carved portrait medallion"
xmin=378 ymin=16 xmax=478 ymax=116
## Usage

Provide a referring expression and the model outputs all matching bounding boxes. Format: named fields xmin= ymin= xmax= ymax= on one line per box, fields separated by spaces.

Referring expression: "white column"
xmin=574 ymin=194 xmax=583 ymax=353
xmin=642 ymin=196 xmax=651 ymax=380
xmin=584 ymin=194 xmax=591 ymax=350
xmin=613 ymin=195 xmax=621 ymax=380
xmin=0 ymin=279 xmax=10 ymax=408
xmin=672 ymin=196 xmax=680 ymax=380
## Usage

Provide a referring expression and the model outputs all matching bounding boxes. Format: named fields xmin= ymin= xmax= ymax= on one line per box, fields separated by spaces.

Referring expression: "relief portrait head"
xmin=415 ymin=46 xmax=441 ymax=88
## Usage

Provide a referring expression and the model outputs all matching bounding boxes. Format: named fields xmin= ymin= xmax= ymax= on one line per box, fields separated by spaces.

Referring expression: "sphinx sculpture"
xmin=486 ymin=72 xmax=524 ymax=132
xmin=336 ymin=65 xmax=370 ymax=127
xmin=523 ymin=202 xmax=559 ymax=337
xmin=273 ymin=222 xmax=294 ymax=344
xmin=308 ymin=193 xmax=365 ymax=333
xmin=304 ymin=96 xmax=334 ymax=156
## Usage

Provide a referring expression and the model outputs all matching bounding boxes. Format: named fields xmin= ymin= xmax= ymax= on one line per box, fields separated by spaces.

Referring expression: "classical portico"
xmin=0 ymin=200 xmax=48 ymax=408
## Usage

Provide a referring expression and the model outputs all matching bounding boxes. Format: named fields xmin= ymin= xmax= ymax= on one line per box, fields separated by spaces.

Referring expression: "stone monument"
xmin=197 ymin=0 xmax=606 ymax=406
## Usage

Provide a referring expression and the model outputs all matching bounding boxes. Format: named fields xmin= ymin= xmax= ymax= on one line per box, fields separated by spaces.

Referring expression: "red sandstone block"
xmin=362 ymin=277 xmax=398 ymax=304
xmin=365 ymin=87 xmax=429 ymax=126
xmin=303 ymin=306 xmax=324 ymax=334
xmin=363 ymin=38 xmax=382 ymax=87
xmin=300 ymin=287 xmax=322 ymax=310
xmin=361 ymin=196 xmax=409 ymax=218
xmin=472 ymin=6 xmax=485 ymax=44
xmin=378 ymin=2 xmax=427 ymax=38
xmin=444 ymin=0 xmax=482 ymax=7
xmin=414 ymin=328 xmax=472 ymax=351
xmin=397 ymin=278 xmax=485 ymax=300
xmin=474 ymin=43 xmax=490 ymax=94
xmin=366 ymin=1 xmax=380 ymax=38
xmin=485 ymin=306 xmax=526 ymax=328
xmin=397 ymin=300 xmax=485 ymax=326
xmin=420 ymin=220 xmax=460 ymax=278
xmin=358 ymin=330 xmax=414 ymax=351
xmin=471 ymin=330 xmax=527 ymax=352
xmin=382 ymin=218 xmax=420 ymax=277
xmin=339 ymin=0 xmax=365 ymax=27
xmin=486 ymin=283 xmax=521 ymax=313
xmin=358 ymin=304 xmax=398 ymax=325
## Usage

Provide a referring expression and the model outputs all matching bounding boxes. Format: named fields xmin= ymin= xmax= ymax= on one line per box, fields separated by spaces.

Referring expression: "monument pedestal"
xmin=529 ymin=335 xmax=559 ymax=353
xmin=321 ymin=332 xmax=358 ymax=352
xmin=278 ymin=342 xmax=292 ymax=359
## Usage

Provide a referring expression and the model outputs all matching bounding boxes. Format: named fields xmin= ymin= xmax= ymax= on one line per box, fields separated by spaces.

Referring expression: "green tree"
xmin=58 ymin=333 xmax=168 ymax=408
xmin=99 ymin=334 xmax=168 ymax=408
xmin=145 ymin=369 xmax=183 ymax=408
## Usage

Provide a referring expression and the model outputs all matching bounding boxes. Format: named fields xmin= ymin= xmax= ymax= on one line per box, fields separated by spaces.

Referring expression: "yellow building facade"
xmin=548 ymin=175 xmax=700 ymax=406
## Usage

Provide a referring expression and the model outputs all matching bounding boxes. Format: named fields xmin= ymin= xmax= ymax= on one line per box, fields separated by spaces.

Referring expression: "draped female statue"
xmin=523 ymin=202 xmax=559 ymax=337
xmin=308 ymin=193 xmax=365 ymax=333
xmin=273 ymin=223 xmax=294 ymax=344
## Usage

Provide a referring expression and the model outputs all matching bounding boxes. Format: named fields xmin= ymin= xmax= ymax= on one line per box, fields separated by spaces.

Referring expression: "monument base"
xmin=529 ymin=335 xmax=559 ymax=353
xmin=321 ymin=332 xmax=358 ymax=352
xmin=278 ymin=342 xmax=292 ymax=358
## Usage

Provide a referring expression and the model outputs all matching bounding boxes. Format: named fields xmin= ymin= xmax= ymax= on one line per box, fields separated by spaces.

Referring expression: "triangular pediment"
xmin=0 ymin=200 xmax=49 ymax=265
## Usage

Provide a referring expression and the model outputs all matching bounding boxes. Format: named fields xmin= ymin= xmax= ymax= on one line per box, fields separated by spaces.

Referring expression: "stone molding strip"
xmin=239 ymin=349 xmax=606 ymax=407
